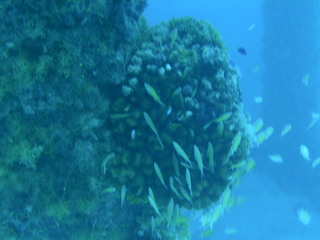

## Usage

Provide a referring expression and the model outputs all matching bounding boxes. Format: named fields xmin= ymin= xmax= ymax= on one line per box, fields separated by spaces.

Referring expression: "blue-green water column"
xmin=261 ymin=0 xmax=320 ymax=195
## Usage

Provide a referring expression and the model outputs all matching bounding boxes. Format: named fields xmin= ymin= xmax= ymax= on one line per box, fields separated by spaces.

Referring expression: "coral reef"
xmin=108 ymin=17 xmax=252 ymax=211
xmin=0 ymin=0 xmax=252 ymax=239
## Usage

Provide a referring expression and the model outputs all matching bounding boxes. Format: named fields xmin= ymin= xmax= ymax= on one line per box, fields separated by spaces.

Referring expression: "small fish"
xmin=254 ymin=96 xmax=263 ymax=103
xmin=131 ymin=129 xmax=136 ymax=140
xmin=231 ymin=160 xmax=246 ymax=169
xmin=312 ymin=157 xmax=320 ymax=168
xmin=253 ymin=118 xmax=264 ymax=134
xmin=203 ymin=119 xmax=215 ymax=130
xmin=225 ymin=227 xmax=237 ymax=235
xmin=201 ymin=229 xmax=214 ymax=238
xmin=185 ymin=168 xmax=192 ymax=196
xmin=237 ymin=47 xmax=247 ymax=55
xmin=148 ymin=195 xmax=161 ymax=217
xmin=302 ymin=73 xmax=310 ymax=86
xmin=245 ymin=159 xmax=256 ymax=171
xmin=252 ymin=64 xmax=260 ymax=73
xmin=247 ymin=23 xmax=256 ymax=31
xmin=121 ymin=185 xmax=127 ymax=208
xmin=171 ymin=204 xmax=180 ymax=225
xmin=180 ymin=161 xmax=193 ymax=169
xmin=101 ymin=186 xmax=116 ymax=194
xmin=179 ymin=186 xmax=193 ymax=204
xmin=265 ymin=126 xmax=274 ymax=139
xmin=143 ymin=112 xmax=164 ymax=149
xmin=281 ymin=124 xmax=292 ymax=136
xmin=268 ymin=154 xmax=283 ymax=163
xmin=172 ymin=141 xmax=192 ymax=165
xmin=207 ymin=142 xmax=215 ymax=172
xmin=306 ymin=112 xmax=320 ymax=131
xmin=217 ymin=121 xmax=224 ymax=136
xmin=214 ymin=112 xmax=232 ymax=123
xmin=110 ymin=112 xmax=134 ymax=119
xmin=166 ymin=198 xmax=174 ymax=228
xmin=154 ymin=162 xmax=167 ymax=189
xmin=220 ymin=187 xmax=231 ymax=211
xmin=172 ymin=154 xmax=180 ymax=178
xmin=169 ymin=177 xmax=182 ymax=199
xmin=228 ymin=132 xmax=242 ymax=158
xmin=144 ymin=82 xmax=165 ymax=107
xmin=297 ymin=208 xmax=311 ymax=226
xmin=300 ymin=144 xmax=310 ymax=161
xmin=148 ymin=187 xmax=155 ymax=200
xmin=209 ymin=205 xmax=222 ymax=228
xmin=166 ymin=105 xmax=172 ymax=116
xmin=101 ymin=152 xmax=115 ymax=174
xmin=194 ymin=145 xmax=204 ymax=178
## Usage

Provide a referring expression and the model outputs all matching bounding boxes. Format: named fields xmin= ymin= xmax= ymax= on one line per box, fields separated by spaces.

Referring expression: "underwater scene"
xmin=0 ymin=0 xmax=319 ymax=239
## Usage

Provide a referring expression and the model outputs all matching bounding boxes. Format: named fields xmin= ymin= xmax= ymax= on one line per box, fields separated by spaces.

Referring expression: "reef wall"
xmin=0 ymin=1 xmax=253 ymax=239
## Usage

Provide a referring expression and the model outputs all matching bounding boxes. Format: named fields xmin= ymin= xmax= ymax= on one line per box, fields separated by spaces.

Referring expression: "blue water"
xmin=145 ymin=1 xmax=320 ymax=239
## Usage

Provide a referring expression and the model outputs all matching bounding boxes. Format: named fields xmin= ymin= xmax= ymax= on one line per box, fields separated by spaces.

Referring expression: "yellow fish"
xmin=172 ymin=154 xmax=180 ymax=178
xmin=281 ymin=124 xmax=292 ymax=136
xmin=207 ymin=142 xmax=215 ymax=172
xmin=253 ymin=118 xmax=264 ymax=134
xmin=185 ymin=168 xmax=192 ymax=196
xmin=268 ymin=154 xmax=283 ymax=163
xmin=148 ymin=187 xmax=161 ymax=216
xmin=312 ymin=157 xmax=320 ymax=168
xmin=143 ymin=112 xmax=164 ymax=149
xmin=179 ymin=186 xmax=193 ymax=204
xmin=120 ymin=185 xmax=127 ymax=208
xmin=148 ymin=196 xmax=161 ymax=217
xmin=306 ymin=112 xmax=320 ymax=131
xmin=252 ymin=64 xmax=260 ymax=73
xmin=302 ymin=73 xmax=310 ymax=86
xmin=154 ymin=162 xmax=167 ymax=189
xmin=144 ymin=82 xmax=165 ymax=107
xmin=265 ymin=126 xmax=274 ymax=139
xmin=101 ymin=186 xmax=116 ymax=194
xmin=225 ymin=227 xmax=237 ymax=235
xmin=194 ymin=145 xmax=204 ymax=178
xmin=297 ymin=208 xmax=311 ymax=226
xmin=228 ymin=132 xmax=242 ymax=158
xmin=254 ymin=96 xmax=263 ymax=103
xmin=214 ymin=112 xmax=232 ymax=123
xmin=169 ymin=177 xmax=182 ymax=199
xmin=166 ymin=198 xmax=174 ymax=228
xmin=172 ymin=141 xmax=192 ymax=165
xmin=300 ymin=144 xmax=310 ymax=161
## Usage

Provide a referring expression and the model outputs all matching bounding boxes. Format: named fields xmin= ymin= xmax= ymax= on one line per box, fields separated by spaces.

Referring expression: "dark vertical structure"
xmin=261 ymin=0 xmax=320 ymax=205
